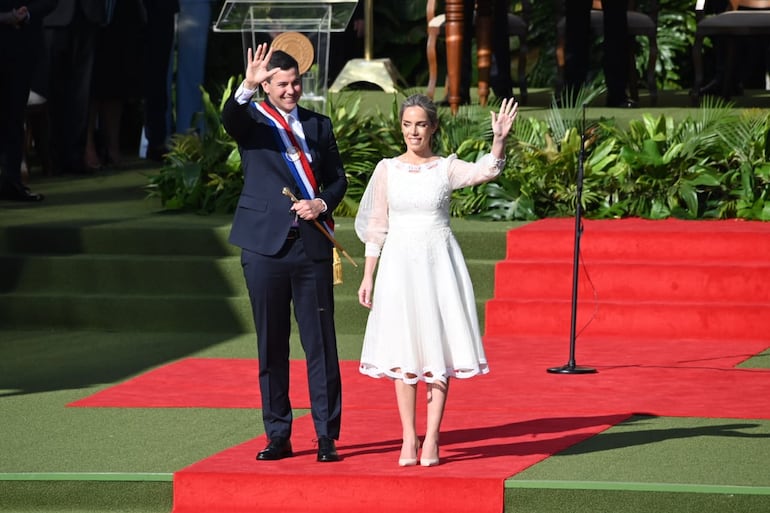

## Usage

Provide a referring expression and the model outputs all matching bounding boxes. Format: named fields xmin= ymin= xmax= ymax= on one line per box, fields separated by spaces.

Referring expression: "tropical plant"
xmin=603 ymin=96 xmax=733 ymax=218
xmin=145 ymin=77 xmax=241 ymax=213
xmin=145 ymin=78 xmax=770 ymax=223
xmin=325 ymin=93 xmax=399 ymax=217
xmin=713 ymin=109 xmax=770 ymax=220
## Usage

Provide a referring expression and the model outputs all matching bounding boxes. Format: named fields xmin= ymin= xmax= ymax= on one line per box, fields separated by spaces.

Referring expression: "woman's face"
xmin=400 ymin=106 xmax=436 ymax=154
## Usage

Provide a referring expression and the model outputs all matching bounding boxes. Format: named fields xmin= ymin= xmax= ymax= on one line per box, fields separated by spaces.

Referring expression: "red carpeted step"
xmin=506 ymin=218 xmax=770 ymax=261
xmin=485 ymin=299 xmax=770 ymax=340
xmin=487 ymin=218 xmax=770 ymax=341
xmin=493 ymin=260 xmax=770 ymax=302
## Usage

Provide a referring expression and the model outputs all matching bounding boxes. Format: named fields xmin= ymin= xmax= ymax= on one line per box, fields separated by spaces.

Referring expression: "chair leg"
xmin=627 ymin=37 xmax=640 ymax=103
xmin=647 ymin=37 xmax=658 ymax=107
xmin=722 ymin=38 xmax=737 ymax=100
xmin=518 ymin=40 xmax=528 ymax=105
xmin=555 ymin=26 xmax=566 ymax=99
xmin=475 ymin=1 xmax=493 ymax=107
xmin=426 ymin=26 xmax=440 ymax=100
xmin=691 ymin=34 xmax=705 ymax=106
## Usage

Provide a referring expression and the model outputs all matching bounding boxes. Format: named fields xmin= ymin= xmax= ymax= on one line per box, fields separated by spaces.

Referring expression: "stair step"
xmin=0 ymin=255 xmax=246 ymax=295
xmin=506 ymin=218 xmax=770 ymax=261
xmin=485 ymin=299 xmax=770 ymax=340
xmin=0 ymin=293 xmax=489 ymax=334
xmin=493 ymin=260 xmax=770 ymax=302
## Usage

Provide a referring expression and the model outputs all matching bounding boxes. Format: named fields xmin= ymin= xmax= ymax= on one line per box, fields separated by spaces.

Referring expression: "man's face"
xmin=262 ymin=68 xmax=302 ymax=113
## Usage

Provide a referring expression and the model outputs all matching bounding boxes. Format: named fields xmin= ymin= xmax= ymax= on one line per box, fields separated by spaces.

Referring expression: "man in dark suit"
xmin=564 ymin=0 xmax=633 ymax=107
xmin=43 ymin=0 xmax=108 ymax=175
xmin=222 ymin=43 xmax=347 ymax=463
xmin=0 ymin=0 xmax=56 ymax=201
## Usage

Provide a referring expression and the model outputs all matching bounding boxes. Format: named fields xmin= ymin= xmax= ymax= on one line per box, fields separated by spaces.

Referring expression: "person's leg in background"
xmin=171 ymin=0 xmax=212 ymax=136
xmin=563 ymin=0 xmax=592 ymax=99
xmin=600 ymin=0 xmax=632 ymax=107
xmin=45 ymin=11 xmax=100 ymax=174
xmin=490 ymin=0 xmax=513 ymax=100
xmin=142 ymin=0 xmax=178 ymax=162
xmin=0 ymin=19 xmax=45 ymax=201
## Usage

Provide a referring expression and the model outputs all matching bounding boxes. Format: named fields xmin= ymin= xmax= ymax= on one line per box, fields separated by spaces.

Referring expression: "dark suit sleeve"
xmin=222 ymin=95 xmax=256 ymax=145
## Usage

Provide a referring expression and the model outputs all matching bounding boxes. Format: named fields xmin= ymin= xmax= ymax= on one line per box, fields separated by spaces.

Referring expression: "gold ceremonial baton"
xmin=281 ymin=187 xmax=357 ymax=267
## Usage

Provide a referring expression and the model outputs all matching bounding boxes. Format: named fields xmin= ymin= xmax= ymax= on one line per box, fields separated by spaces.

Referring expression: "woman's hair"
xmin=400 ymin=94 xmax=439 ymax=128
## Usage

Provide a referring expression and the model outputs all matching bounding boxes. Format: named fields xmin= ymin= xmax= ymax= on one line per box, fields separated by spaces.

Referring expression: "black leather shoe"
xmin=316 ymin=437 xmax=339 ymax=462
xmin=0 ymin=183 xmax=44 ymax=202
xmin=146 ymin=145 xmax=169 ymax=163
xmin=256 ymin=437 xmax=293 ymax=461
xmin=606 ymin=97 xmax=637 ymax=109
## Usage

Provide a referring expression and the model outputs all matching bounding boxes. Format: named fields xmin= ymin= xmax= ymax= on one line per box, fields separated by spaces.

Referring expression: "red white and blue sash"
xmin=255 ymin=101 xmax=334 ymax=235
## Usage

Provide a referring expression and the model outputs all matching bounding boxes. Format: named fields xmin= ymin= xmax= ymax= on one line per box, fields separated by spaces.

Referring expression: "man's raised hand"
xmin=244 ymin=43 xmax=278 ymax=90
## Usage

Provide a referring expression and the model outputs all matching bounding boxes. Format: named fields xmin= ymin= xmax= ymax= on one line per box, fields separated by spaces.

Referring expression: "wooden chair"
xmin=426 ymin=0 xmax=530 ymax=107
xmin=690 ymin=0 xmax=770 ymax=104
xmin=555 ymin=0 xmax=659 ymax=105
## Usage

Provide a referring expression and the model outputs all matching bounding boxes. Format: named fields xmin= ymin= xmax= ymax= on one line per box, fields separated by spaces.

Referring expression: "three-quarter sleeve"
xmin=446 ymin=153 xmax=504 ymax=190
xmin=354 ymin=160 xmax=390 ymax=257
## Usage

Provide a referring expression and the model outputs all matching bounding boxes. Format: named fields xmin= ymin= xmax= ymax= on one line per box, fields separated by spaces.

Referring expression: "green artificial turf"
xmin=509 ymin=415 xmax=770 ymax=487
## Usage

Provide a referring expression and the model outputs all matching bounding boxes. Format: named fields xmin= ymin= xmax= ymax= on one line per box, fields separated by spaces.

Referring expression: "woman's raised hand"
xmin=244 ymin=43 xmax=278 ymax=89
xmin=491 ymin=97 xmax=519 ymax=139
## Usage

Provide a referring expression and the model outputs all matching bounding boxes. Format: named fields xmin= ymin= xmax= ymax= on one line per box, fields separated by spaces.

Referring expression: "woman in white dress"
xmin=355 ymin=94 xmax=518 ymax=467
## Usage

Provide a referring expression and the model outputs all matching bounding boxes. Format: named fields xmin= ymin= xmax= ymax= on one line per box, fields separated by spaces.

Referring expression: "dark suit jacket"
xmin=222 ymin=95 xmax=348 ymax=261
xmin=43 ymin=0 xmax=108 ymax=26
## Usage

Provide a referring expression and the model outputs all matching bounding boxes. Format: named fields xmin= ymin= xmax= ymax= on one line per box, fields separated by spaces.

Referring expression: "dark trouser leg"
xmin=601 ymin=0 xmax=629 ymax=105
xmin=290 ymin=243 xmax=342 ymax=440
xmin=0 ymin=29 xmax=35 ymax=188
xmin=242 ymin=246 xmax=294 ymax=440
xmin=564 ymin=0 xmax=592 ymax=94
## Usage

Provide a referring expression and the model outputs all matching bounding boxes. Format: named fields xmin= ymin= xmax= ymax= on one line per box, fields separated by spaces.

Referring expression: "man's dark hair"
xmin=268 ymin=50 xmax=300 ymax=73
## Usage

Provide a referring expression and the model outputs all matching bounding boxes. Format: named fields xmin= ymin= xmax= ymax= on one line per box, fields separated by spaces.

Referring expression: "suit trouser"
xmin=564 ymin=0 xmax=628 ymax=105
xmin=0 ymin=26 xmax=40 ymax=187
xmin=241 ymin=238 xmax=342 ymax=441
xmin=44 ymin=13 xmax=99 ymax=173
xmin=170 ymin=0 xmax=212 ymax=135
xmin=143 ymin=6 xmax=176 ymax=151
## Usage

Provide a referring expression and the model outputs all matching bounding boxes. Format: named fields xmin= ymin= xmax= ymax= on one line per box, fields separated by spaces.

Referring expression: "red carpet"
xmin=70 ymin=338 xmax=770 ymax=418
xmin=69 ymin=218 xmax=770 ymax=513
xmin=171 ymin=410 xmax=629 ymax=513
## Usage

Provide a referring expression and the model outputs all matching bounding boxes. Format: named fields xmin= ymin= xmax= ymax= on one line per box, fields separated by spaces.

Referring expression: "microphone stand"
xmin=548 ymin=104 xmax=596 ymax=374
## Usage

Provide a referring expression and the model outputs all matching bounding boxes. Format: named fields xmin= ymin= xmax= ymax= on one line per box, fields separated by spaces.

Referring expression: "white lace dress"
xmin=355 ymin=153 xmax=503 ymax=384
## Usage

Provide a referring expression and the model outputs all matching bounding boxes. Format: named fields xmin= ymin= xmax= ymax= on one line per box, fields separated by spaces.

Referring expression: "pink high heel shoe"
xmin=420 ymin=442 xmax=440 ymax=467
xmin=398 ymin=440 xmax=420 ymax=467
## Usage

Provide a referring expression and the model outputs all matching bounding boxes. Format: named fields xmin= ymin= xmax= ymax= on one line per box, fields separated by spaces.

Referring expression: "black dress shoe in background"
xmin=316 ymin=436 xmax=339 ymax=462
xmin=0 ymin=182 xmax=44 ymax=202
xmin=256 ymin=437 xmax=293 ymax=461
xmin=145 ymin=145 xmax=169 ymax=163
xmin=606 ymin=97 xmax=637 ymax=109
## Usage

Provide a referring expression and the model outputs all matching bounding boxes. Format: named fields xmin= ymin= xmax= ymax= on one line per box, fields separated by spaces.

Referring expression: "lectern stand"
xmin=329 ymin=0 xmax=405 ymax=93
xmin=214 ymin=0 xmax=358 ymax=111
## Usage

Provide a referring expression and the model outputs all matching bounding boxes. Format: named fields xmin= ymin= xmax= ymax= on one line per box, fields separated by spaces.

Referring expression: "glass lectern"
xmin=214 ymin=0 xmax=358 ymax=110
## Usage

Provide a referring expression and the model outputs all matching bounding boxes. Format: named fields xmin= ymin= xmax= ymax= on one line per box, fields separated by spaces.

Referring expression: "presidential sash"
xmin=255 ymin=101 xmax=334 ymax=236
